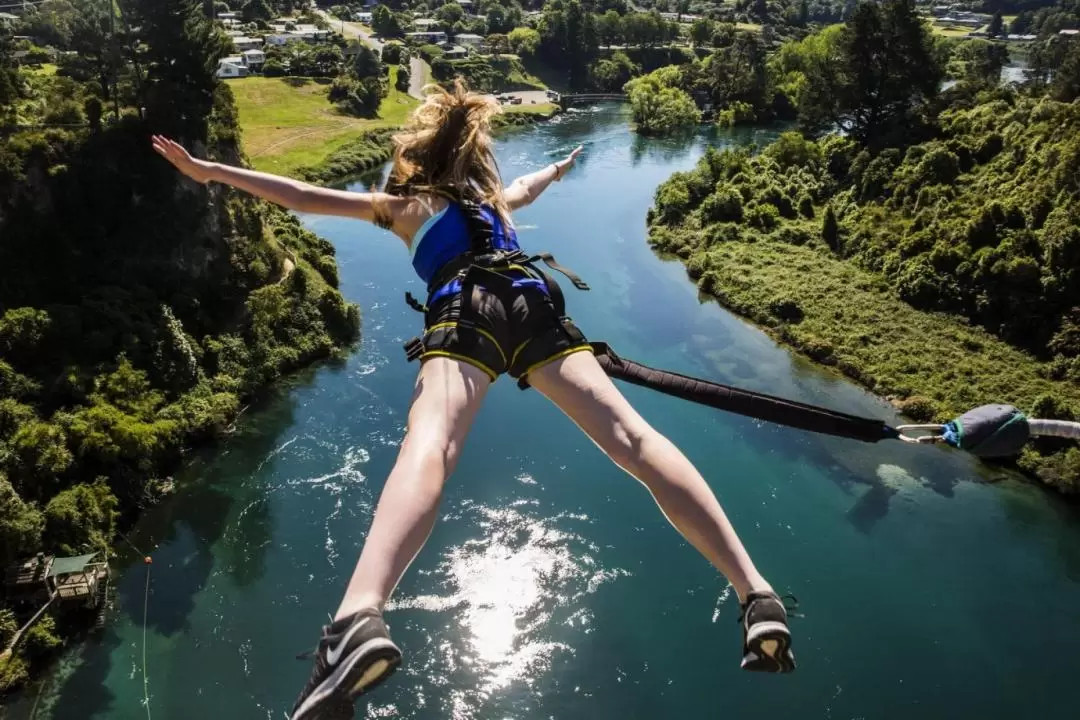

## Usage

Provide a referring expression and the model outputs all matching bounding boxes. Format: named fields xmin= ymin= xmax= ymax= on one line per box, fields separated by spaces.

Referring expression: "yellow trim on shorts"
xmin=520 ymin=344 xmax=593 ymax=381
xmin=424 ymin=321 xmax=507 ymax=367
xmin=510 ymin=337 xmax=533 ymax=370
xmin=420 ymin=351 xmax=499 ymax=382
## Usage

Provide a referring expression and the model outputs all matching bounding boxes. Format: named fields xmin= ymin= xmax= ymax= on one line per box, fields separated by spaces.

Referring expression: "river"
xmin=8 ymin=104 xmax=1080 ymax=720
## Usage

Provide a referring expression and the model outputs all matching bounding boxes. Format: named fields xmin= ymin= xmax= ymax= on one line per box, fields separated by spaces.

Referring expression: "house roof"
xmin=456 ymin=33 xmax=483 ymax=40
xmin=242 ymin=48 xmax=264 ymax=55
xmin=0 ymin=12 xmax=20 ymax=20
xmin=47 ymin=553 xmax=99 ymax=578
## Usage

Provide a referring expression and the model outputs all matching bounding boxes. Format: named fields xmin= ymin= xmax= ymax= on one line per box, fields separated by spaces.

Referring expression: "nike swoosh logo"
xmin=325 ymin=617 xmax=371 ymax=666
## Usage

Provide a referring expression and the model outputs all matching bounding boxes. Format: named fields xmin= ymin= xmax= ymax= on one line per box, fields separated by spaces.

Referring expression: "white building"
xmin=242 ymin=48 xmax=266 ymax=70
xmin=455 ymin=33 xmax=484 ymax=48
xmin=217 ymin=57 xmax=250 ymax=78
xmin=442 ymin=45 xmax=468 ymax=59
xmin=405 ymin=31 xmax=448 ymax=44
xmin=218 ymin=11 xmax=239 ymax=20
xmin=414 ymin=18 xmax=439 ymax=29
xmin=232 ymin=36 xmax=263 ymax=51
xmin=356 ymin=12 xmax=372 ymax=23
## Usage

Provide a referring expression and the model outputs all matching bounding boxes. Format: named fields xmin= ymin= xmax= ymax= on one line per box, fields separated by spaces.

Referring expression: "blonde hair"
xmin=378 ymin=77 xmax=510 ymax=226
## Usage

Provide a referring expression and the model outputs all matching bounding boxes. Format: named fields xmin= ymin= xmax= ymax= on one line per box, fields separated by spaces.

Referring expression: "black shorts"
xmin=414 ymin=280 xmax=592 ymax=386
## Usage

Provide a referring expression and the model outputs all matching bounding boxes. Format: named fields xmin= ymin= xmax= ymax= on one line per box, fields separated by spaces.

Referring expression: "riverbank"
xmin=647 ymin=223 xmax=1080 ymax=494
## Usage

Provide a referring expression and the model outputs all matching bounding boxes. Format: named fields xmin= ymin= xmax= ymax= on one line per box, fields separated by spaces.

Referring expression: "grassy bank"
xmin=230 ymin=67 xmax=418 ymax=177
xmin=233 ymin=70 xmax=559 ymax=182
xmin=650 ymin=225 xmax=1080 ymax=491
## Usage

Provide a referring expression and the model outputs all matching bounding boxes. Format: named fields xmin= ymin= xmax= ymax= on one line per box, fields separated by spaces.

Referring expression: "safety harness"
xmin=401 ymin=190 xmax=591 ymax=387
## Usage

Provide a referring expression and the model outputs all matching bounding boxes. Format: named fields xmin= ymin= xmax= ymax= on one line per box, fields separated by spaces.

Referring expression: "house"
xmin=1005 ymin=33 xmax=1037 ymax=41
xmin=405 ymin=30 xmax=448 ymax=44
xmin=4 ymin=553 xmax=110 ymax=609
xmin=441 ymin=45 xmax=468 ymax=59
xmin=414 ymin=18 xmax=439 ymax=29
xmin=356 ymin=12 xmax=372 ymax=23
xmin=217 ymin=57 xmax=250 ymax=78
xmin=1060 ymin=28 xmax=1080 ymax=36
xmin=455 ymin=33 xmax=484 ymax=49
xmin=242 ymin=48 xmax=266 ymax=70
xmin=0 ymin=11 xmax=19 ymax=23
xmin=218 ymin=11 xmax=239 ymax=20
xmin=232 ymin=36 xmax=263 ymax=51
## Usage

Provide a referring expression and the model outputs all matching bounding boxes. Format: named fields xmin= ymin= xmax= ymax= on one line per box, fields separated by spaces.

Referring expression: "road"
xmin=317 ymin=9 xmax=383 ymax=51
xmin=408 ymin=55 xmax=428 ymax=100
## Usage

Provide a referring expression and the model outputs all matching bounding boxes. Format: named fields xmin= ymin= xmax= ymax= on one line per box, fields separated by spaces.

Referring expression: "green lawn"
xmin=736 ymin=22 xmax=763 ymax=33
xmin=505 ymin=102 xmax=558 ymax=115
xmin=231 ymin=67 xmax=418 ymax=176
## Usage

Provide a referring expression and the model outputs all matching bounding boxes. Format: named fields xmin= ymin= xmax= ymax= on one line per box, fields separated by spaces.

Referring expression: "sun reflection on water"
xmin=386 ymin=500 xmax=630 ymax=711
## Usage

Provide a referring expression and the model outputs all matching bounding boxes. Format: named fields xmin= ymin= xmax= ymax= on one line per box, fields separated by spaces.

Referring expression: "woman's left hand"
xmin=152 ymin=135 xmax=216 ymax=184
xmin=555 ymin=146 xmax=583 ymax=180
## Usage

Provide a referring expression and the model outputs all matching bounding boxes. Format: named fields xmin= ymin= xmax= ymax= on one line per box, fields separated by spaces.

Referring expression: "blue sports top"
xmin=409 ymin=201 xmax=546 ymax=304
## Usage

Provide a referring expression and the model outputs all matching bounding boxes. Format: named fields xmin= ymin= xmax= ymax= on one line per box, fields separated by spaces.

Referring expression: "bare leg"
xmin=335 ymin=357 xmax=491 ymax=620
xmin=529 ymin=351 xmax=772 ymax=602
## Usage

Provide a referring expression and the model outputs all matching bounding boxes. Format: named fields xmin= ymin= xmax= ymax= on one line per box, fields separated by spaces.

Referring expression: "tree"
xmin=708 ymin=32 xmax=770 ymax=119
xmin=436 ymin=2 xmax=465 ymax=28
xmin=987 ymin=11 xmax=1004 ymax=39
xmin=625 ymin=66 xmax=701 ymax=135
xmin=0 ymin=32 xmax=20 ymax=119
xmin=592 ymin=50 xmax=638 ymax=91
xmin=371 ymin=5 xmax=402 ymax=37
xmin=1050 ymin=37 xmax=1080 ymax=102
xmin=822 ymin=204 xmax=839 ymax=251
xmin=126 ymin=0 xmax=230 ymax=137
xmin=352 ymin=44 xmax=382 ymax=79
xmin=955 ymin=39 xmax=1009 ymax=88
xmin=797 ymin=0 xmax=942 ymax=144
xmin=484 ymin=33 xmax=509 ymax=55
xmin=508 ymin=26 xmax=540 ymax=56
xmin=311 ymin=44 xmax=344 ymax=76
xmin=598 ymin=10 xmax=623 ymax=47
xmin=0 ymin=475 xmax=44 ymax=566
xmin=690 ymin=18 xmax=715 ymax=47
xmin=242 ymin=0 xmax=273 ymax=23
xmin=395 ymin=63 xmax=409 ymax=92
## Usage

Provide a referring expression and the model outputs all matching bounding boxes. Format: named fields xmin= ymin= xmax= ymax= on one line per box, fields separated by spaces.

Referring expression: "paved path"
xmin=408 ymin=55 xmax=428 ymax=100
xmin=318 ymin=10 xmax=383 ymax=52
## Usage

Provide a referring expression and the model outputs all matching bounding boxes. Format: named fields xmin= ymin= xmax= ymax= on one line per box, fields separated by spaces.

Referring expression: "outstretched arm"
xmin=504 ymin=146 xmax=583 ymax=210
xmin=151 ymin=136 xmax=390 ymax=223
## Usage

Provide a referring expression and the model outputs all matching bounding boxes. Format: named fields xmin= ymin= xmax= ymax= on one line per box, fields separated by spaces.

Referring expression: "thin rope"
xmin=141 ymin=563 xmax=152 ymax=720
xmin=116 ymin=529 xmax=147 ymax=558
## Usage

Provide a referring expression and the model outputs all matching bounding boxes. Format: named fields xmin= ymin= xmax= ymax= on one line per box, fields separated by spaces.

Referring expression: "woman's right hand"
xmin=152 ymin=135 xmax=216 ymax=184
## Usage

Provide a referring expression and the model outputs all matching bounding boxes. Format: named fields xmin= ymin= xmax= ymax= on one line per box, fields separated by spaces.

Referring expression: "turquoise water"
xmin=10 ymin=105 xmax=1080 ymax=719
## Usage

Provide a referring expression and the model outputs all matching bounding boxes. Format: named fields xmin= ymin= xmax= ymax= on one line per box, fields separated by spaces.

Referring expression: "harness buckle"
xmin=403 ymin=337 xmax=425 ymax=362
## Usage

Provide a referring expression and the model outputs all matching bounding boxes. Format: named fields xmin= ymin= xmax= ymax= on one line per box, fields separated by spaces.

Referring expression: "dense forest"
xmin=0 ymin=0 xmax=359 ymax=690
xmin=648 ymin=0 xmax=1080 ymax=492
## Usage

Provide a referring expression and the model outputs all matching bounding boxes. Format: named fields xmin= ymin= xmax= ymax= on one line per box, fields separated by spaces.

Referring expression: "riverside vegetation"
xmin=0 ymin=0 xmax=359 ymax=691
xmin=644 ymin=0 xmax=1080 ymax=494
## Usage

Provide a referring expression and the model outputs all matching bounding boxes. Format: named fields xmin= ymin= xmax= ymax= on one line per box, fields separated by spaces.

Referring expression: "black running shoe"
xmin=739 ymin=591 xmax=797 ymax=673
xmin=290 ymin=608 xmax=402 ymax=720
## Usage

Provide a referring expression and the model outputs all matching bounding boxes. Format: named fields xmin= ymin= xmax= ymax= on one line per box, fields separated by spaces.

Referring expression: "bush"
xmin=745 ymin=203 xmax=780 ymax=231
xmin=700 ymin=186 xmax=743 ymax=223
xmin=381 ymin=42 xmax=406 ymax=64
